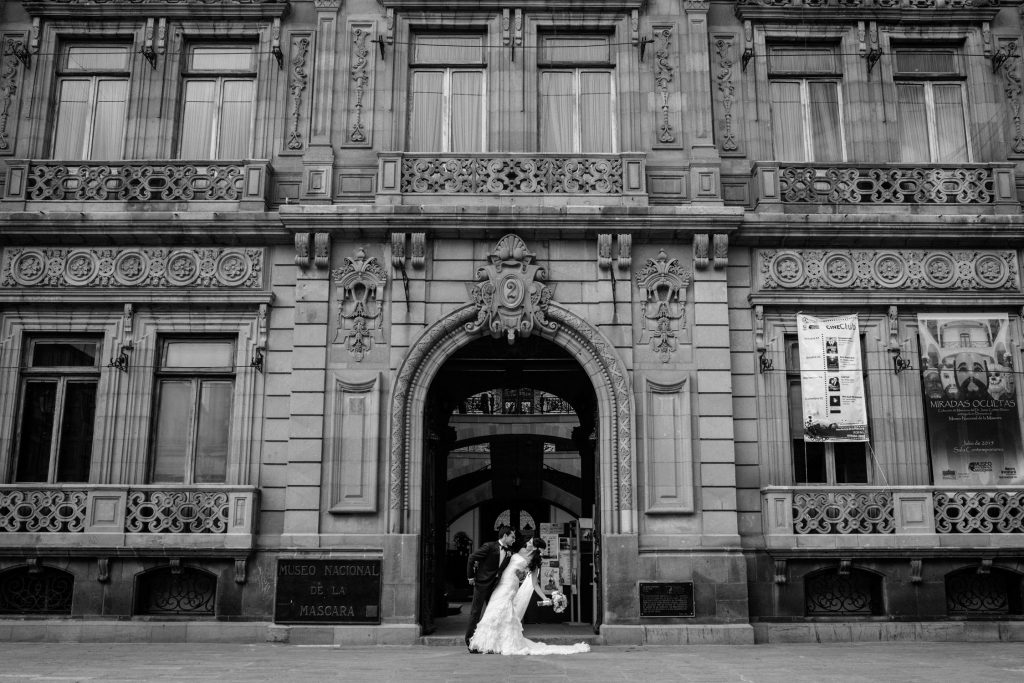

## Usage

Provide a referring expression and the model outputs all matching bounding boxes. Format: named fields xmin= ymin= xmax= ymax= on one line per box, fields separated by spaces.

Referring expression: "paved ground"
xmin=0 ymin=641 xmax=1023 ymax=682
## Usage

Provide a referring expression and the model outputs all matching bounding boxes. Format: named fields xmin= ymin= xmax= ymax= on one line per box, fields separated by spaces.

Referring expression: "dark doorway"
xmin=419 ymin=335 xmax=599 ymax=635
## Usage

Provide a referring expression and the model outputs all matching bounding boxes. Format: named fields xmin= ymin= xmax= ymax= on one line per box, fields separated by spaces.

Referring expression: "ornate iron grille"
xmin=135 ymin=567 xmax=216 ymax=616
xmin=946 ymin=570 xmax=1022 ymax=616
xmin=0 ymin=566 xmax=74 ymax=614
xmin=804 ymin=569 xmax=883 ymax=616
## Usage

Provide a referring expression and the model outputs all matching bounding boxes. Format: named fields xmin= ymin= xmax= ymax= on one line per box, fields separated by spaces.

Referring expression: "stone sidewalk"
xmin=0 ymin=642 xmax=1023 ymax=682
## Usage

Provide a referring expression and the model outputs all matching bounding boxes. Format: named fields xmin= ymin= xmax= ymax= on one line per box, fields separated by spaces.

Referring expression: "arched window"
xmin=946 ymin=567 xmax=1023 ymax=616
xmin=804 ymin=567 xmax=884 ymax=616
xmin=134 ymin=565 xmax=217 ymax=616
xmin=0 ymin=565 xmax=74 ymax=615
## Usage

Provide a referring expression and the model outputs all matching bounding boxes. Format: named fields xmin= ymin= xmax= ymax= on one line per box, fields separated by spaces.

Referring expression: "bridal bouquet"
xmin=549 ymin=590 xmax=568 ymax=614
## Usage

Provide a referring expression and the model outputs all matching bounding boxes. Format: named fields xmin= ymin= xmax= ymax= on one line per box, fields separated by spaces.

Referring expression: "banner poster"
xmin=917 ymin=313 xmax=1024 ymax=486
xmin=796 ymin=313 xmax=869 ymax=442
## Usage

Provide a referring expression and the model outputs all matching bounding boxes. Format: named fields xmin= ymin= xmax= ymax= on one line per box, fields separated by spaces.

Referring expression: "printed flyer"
xmin=917 ymin=313 xmax=1023 ymax=485
xmin=796 ymin=313 xmax=868 ymax=442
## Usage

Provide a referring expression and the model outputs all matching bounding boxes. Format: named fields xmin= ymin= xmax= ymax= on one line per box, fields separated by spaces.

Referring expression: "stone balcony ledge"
xmin=376 ymin=152 xmax=648 ymax=206
xmin=751 ymin=162 xmax=1019 ymax=214
xmin=2 ymin=160 xmax=271 ymax=212
xmin=0 ymin=485 xmax=259 ymax=554
xmin=762 ymin=486 xmax=1024 ymax=552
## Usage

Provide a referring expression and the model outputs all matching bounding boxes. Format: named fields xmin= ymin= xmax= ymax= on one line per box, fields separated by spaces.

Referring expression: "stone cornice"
xmin=735 ymin=0 xmax=1000 ymax=24
xmin=381 ymin=0 xmax=641 ymax=10
xmin=22 ymin=0 xmax=290 ymax=19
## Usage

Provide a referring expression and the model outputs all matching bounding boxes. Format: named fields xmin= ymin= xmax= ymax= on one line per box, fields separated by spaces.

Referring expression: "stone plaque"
xmin=639 ymin=582 xmax=695 ymax=618
xmin=274 ymin=559 xmax=382 ymax=624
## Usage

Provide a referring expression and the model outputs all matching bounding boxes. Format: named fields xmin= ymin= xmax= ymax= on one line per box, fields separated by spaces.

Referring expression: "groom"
xmin=465 ymin=524 xmax=516 ymax=651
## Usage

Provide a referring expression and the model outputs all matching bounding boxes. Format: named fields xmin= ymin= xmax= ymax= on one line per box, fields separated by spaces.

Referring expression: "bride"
xmin=468 ymin=537 xmax=590 ymax=656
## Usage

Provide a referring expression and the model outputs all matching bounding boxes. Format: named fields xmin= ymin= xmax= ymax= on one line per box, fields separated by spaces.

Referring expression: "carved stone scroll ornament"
xmin=714 ymin=36 xmax=738 ymax=152
xmin=332 ymin=247 xmax=387 ymax=361
xmin=635 ymin=250 xmax=692 ymax=363
xmin=286 ymin=37 xmax=310 ymax=151
xmin=465 ymin=234 xmax=555 ymax=343
xmin=349 ymin=27 xmax=370 ymax=143
xmin=1 ymin=38 xmax=27 ymax=153
xmin=654 ymin=28 xmax=675 ymax=144
xmin=995 ymin=41 xmax=1024 ymax=155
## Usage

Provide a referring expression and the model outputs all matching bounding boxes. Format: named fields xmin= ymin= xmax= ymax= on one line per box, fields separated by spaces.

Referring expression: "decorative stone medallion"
xmin=332 ymin=247 xmax=388 ymax=361
xmin=635 ymin=250 xmax=692 ymax=363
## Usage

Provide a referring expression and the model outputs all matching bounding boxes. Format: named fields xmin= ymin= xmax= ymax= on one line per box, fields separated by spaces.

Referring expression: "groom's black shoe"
xmin=467 ymin=647 xmax=481 ymax=654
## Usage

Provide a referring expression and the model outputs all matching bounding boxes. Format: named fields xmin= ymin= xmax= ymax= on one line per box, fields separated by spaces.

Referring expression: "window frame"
xmin=149 ymin=337 xmax=237 ymax=485
xmin=406 ymin=33 xmax=488 ymax=153
xmin=177 ymin=43 xmax=258 ymax=160
xmin=11 ymin=337 xmax=102 ymax=483
xmin=51 ymin=42 xmax=131 ymax=161
xmin=766 ymin=43 xmax=846 ymax=163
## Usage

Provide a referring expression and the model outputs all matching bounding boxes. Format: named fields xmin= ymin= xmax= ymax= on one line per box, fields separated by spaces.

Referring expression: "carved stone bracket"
xmin=251 ymin=303 xmax=268 ymax=373
xmin=295 ymin=233 xmax=311 ymax=267
xmin=97 ymin=558 xmax=110 ymax=583
xmin=910 ymin=559 xmax=923 ymax=585
xmin=713 ymin=234 xmax=728 ymax=269
xmin=774 ymin=559 xmax=787 ymax=585
xmin=109 ymin=303 xmax=135 ymax=372
xmin=235 ymin=558 xmax=248 ymax=584
xmin=314 ymin=233 xmax=331 ymax=269
xmin=693 ymin=234 xmax=709 ymax=270
xmin=598 ymin=234 xmax=632 ymax=272
xmin=332 ymin=247 xmax=388 ymax=361
xmin=635 ymin=250 xmax=691 ymax=363
xmin=466 ymin=234 xmax=555 ymax=343
xmin=838 ymin=559 xmax=852 ymax=576
xmin=978 ymin=558 xmax=993 ymax=575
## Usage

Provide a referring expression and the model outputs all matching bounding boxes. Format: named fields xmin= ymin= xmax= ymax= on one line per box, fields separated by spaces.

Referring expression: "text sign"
xmin=639 ymin=582 xmax=695 ymax=618
xmin=274 ymin=559 xmax=382 ymax=624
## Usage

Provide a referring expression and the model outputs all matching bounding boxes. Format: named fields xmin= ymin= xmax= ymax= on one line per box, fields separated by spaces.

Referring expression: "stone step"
xmin=420 ymin=633 xmax=602 ymax=647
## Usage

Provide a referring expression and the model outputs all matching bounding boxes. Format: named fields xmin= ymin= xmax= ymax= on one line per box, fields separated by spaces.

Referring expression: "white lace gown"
xmin=469 ymin=553 xmax=590 ymax=656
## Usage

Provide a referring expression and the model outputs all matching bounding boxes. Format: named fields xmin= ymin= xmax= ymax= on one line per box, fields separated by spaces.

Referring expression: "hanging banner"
xmin=917 ymin=313 xmax=1024 ymax=486
xmin=797 ymin=313 xmax=868 ymax=442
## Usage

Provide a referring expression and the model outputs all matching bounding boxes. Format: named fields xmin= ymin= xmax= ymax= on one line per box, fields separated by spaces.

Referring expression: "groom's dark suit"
xmin=465 ymin=540 xmax=512 ymax=647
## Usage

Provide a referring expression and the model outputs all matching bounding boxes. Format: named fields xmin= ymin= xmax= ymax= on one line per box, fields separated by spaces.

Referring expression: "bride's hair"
xmin=527 ymin=537 xmax=546 ymax=572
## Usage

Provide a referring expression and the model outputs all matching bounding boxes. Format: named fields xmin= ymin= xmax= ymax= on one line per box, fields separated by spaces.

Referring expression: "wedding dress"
xmin=469 ymin=553 xmax=590 ymax=656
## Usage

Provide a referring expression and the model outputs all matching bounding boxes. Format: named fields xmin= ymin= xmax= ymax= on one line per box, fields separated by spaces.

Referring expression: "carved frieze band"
xmin=346 ymin=23 xmax=375 ymax=147
xmin=1 ymin=34 xmax=28 ymax=155
xmin=653 ymin=27 xmax=675 ymax=145
xmin=758 ymin=249 xmax=1020 ymax=291
xmin=1 ymin=247 xmax=264 ymax=289
xmin=714 ymin=35 xmax=738 ymax=152
xmin=286 ymin=36 xmax=311 ymax=151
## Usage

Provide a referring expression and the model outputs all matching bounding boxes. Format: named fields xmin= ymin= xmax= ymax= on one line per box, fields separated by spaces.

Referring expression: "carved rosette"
xmin=1 ymin=248 xmax=263 ymax=289
xmin=465 ymin=235 xmax=555 ymax=343
xmin=635 ymin=250 xmax=692 ymax=363
xmin=332 ymin=248 xmax=388 ymax=361
xmin=758 ymin=249 xmax=1019 ymax=291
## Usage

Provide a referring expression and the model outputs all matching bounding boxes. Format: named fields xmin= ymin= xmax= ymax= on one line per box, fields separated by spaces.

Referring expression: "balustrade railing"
xmin=751 ymin=162 xmax=1018 ymax=210
xmin=377 ymin=152 xmax=646 ymax=200
xmin=764 ymin=486 xmax=1024 ymax=545
xmin=2 ymin=160 xmax=271 ymax=209
xmin=0 ymin=485 xmax=258 ymax=546
xmin=737 ymin=0 xmax=993 ymax=7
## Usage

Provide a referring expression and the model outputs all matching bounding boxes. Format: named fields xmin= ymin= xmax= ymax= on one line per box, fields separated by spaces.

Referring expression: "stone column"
xmin=301 ymin=1 xmax=340 ymax=202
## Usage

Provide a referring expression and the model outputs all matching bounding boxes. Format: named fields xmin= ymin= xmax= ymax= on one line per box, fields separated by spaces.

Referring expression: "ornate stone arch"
xmin=387 ymin=301 xmax=637 ymax=535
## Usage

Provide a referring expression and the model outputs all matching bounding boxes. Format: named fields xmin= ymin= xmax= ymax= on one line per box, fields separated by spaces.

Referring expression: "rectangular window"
xmin=785 ymin=336 xmax=868 ymax=484
xmin=538 ymin=34 xmax=615 ymax=154
xmin=52 ymin=44 xmax=130 ymax=160
xmin=894 ymin=46 xmax=970 ymax=163
xmin=179 ymin=45 xmax=256 ymax=159
xmin=150 ymin=339 xmax=234 ymax=484
xmin=13 ymin=339 xmax=100 ymax=482
xmin=407 ymin=35 xmax=486 ymax=153
xmin=768 ymin=45 xmax=844 ymax=162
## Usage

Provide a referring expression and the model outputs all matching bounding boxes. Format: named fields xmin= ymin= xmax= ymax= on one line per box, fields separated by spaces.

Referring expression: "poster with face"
xmin=797 ymin=313 xmax=868 ymax=442
xmin=917 ymin=313 xmax=1023 ymax=486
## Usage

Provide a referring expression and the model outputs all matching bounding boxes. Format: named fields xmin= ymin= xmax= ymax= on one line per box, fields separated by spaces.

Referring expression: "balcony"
xmin=0 ymin=485 xmax=259 ymax=554
xmin=2 ymin=160 xmax=271 ymax=212
xmin=751 ymin=162 xmax=1019 ymax=214
xmin=763 ymin=486 xmax=1024 ymax=551
xmin=376 ymin=152 xmax=647 ymax=206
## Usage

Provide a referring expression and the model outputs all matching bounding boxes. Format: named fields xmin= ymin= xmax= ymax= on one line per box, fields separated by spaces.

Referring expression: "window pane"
xmin=450 ymin=71 xmax=484 ymax=153
xmin=539 ymin=71 xmax=575 ymax=153
xmin=896 ymin=83 xmax=930 ymax=162
xmin=179 ymin=80 xmax=216 ymax=158
xmin=194 ymin=381 xmax=232 ymax=483
xmin=787 ymin=379 xmax=805 ymax=435
xmin=191 ymin=46 xmax=254 ymax=72
xmin=794 ymin=441 xmax=827 ymax=484
xmin=895 ymin=49 xmax=958 ymax=75
xmin=834 ymin=443 xmax=868 ymax=484
xmin=933 ymin=84 xmax=969 ymax=163
xmin=15 ymin=382 xmax=57 ymax=482
xmin=163 ymin=340 xmax=235 ymax=369
xmin=218 ymin=80 xmax=254 ymax=158
xmin=90 ymin=79 xmax=127 ymax=160
xmin=31 ymin=341 xmax=98 ymax=367
xmin=65 ymin=45 xmax=129 ymax=72
xmin=152 ymin=381 xmax=192 ymax=483
xmin=808 ymin=81 xmax=842 ymax=162
xmin=408 ymin=71 xmax=444 ymax=152
xmin=540 ymin=36 xmax=610 ymax=64
xmin=56 ymin=381 xmax=96 ymax=482
xmin=580 ymin=72 xmax=613 ymax=153
xmin=768 ymin=46 xmax=836 ymax=74
xmin=413 ymin=35 xmax=483 ymax=64
xmin=770 ymin=81 xmax=804 ymax=161
xmin=53 ymin=80 xmax=90 ymax=159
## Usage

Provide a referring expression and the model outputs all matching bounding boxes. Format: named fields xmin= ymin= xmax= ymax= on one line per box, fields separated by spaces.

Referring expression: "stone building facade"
xmin=0 ymin=0 xmax=1022 ymax=644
